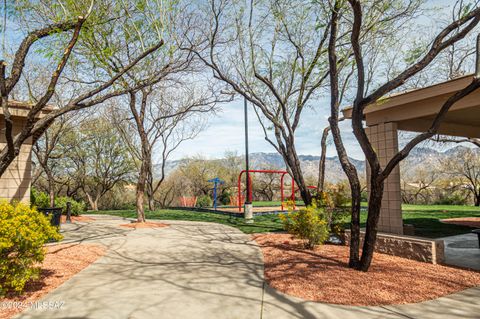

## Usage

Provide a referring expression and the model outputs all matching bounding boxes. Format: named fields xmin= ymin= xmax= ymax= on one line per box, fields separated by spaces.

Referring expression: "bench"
xmin=473 ymin=229 xmax=480 ymax=248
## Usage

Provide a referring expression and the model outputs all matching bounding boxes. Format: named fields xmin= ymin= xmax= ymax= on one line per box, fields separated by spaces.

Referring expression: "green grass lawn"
xmin=401 ymin=204 xmax=480 ymax=238
xmin=90 ymin=204 xmax=480 ymax=238
xmin=91 ymin=209 xmax=284 ymax=234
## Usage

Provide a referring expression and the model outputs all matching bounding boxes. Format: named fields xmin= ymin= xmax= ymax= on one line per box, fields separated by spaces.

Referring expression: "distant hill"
xmin=158 ymin=152 xmax=364 ymax=183
xmin=157 ymin=145 xmax=478 ymax=182
xmin=248 ymin=152 xmax=366 ymax=183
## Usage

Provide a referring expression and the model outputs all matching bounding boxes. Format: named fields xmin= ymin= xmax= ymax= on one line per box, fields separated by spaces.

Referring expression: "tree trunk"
xmin=285 ymin=147 xmax=312 ymax=205
xmin=317 ymin=126 xmax=330 ymax=192
xmin=146 ymin=169 xmax=155 ymax=211
xmin=349 ymin=181 xmax=362 ymax=268
xmin=475 ymin=193 xmax=480 ymax=206
xmin=148 ymin=196 xmax=155 ymax=211
xmin=328 ymin=119 xmax=361 ymax=268
xmin=273 ymin=131 xmax=312 ymax=206
xmin=358 ymin=176 xmax=385 ymax=271
xmin=47 ymin=172 xmax=55 ymax=207
xmin=86 ymin=193 xmax=99 ymax=211
xmin=136 ymin=160 xmax=147 ymax=223
xmin=92 ymin=199 xmax=99 ymax=211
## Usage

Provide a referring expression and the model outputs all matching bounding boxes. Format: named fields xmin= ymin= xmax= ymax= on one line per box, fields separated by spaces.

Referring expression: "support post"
xmin=291 ymin=177 xmax=295 ymax=209
xmin=244 ymin=97 xmax=253 ymax=223
xmin=365 ymin=123 xmax=403 ymax=234
xmin=213 ymin=181 xmax=217 ymax=210
xmin=66 ymin=201 xmax=72 ymax=224
xmin=280 ymin=173 xmax=285 ymax=210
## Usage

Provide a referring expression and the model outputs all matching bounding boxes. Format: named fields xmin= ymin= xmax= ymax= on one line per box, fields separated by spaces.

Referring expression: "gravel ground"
xmin=253 ymin=233 xmax=480 ymax=306
xmin=0 ymin=243 xmax=105 ymax=319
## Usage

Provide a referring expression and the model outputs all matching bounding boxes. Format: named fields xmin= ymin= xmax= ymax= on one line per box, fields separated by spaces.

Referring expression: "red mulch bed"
xmin=0 ymin=243 xmax=105 ymax=319
xmin=441 ymin=217 xmax=480 ymax=228
xmin=60 ymin=215 xmax=95 ymax=223
xmin=253 ymin=233 xmax=480 ymax=306
xmin=119 ymin=221 xmax=169 ymax=229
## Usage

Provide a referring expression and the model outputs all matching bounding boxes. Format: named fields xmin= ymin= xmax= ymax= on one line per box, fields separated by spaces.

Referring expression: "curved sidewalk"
xmin=18 ymin=216 xmax=480 ymax=319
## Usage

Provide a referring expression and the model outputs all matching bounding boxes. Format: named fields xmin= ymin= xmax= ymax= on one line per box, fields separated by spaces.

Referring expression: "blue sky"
xmin=171 ymin=98 xmax=363 ymax=160
xmin=170 ymin=0 xmax=464 ymax=161
xmin=1 ymin=0 xmax=463 ymax=162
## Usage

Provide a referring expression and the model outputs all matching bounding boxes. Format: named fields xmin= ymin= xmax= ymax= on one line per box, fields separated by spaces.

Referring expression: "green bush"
xmin=435 ymin=192 xmax=468 ymax=206
xmin=319 ymin=185 xmax=350 ymax=235
xmin=31 ymin=188 xmax=86 ymax=216
xmin=30 ymin=188 xmax=50 ymax=209
xmin=196 ymin=195 xmax=213 ymax=208
xmin=279 ymin=202 xmax=329 ymax=249
xmin=54 ymin=196 xmax=86 ymax=216
xmin=219 ymin=189 xmax=232 ymax=205
xmin=0 ymin=201 xmax=62 ymax=296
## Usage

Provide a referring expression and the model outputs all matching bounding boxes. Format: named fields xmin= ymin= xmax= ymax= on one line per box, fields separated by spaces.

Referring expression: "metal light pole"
xmin=244 ymin=97 xmax=253 ymax=223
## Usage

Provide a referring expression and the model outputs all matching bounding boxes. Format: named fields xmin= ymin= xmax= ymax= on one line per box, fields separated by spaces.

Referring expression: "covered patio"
xmin=343 ymin=74 xmax=480 ymax=235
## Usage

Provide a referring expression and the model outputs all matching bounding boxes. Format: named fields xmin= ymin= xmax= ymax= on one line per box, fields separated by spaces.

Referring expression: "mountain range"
xmin=158 ymin=145 xmax=477 ymax=182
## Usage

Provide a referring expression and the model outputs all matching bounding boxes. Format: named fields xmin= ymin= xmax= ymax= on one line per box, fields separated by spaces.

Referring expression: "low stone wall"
xmin=344 ymin=230 xmax=444 ymax=264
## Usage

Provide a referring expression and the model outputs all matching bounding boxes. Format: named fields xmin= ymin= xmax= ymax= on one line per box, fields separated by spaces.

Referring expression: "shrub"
xmin=318 ymin=187 xmax=350 ymax=236
xmin=279 ymin=202 xmax=329 ymax=249
xmin=196 ymin=195 xmax=213 ymax=208
xmin=31 ymin=188 xmax=86 ymax=216
xmin=54 ymin=196 xmax=86 ymax=216
xmin=0 ymin=201 xmax=62 ymax=296
xmin=434 ymin=192 xmax=468 ymax=206
xmin=30 ymin=188 xmax=49 ymax=209
xmin=219 ymin=189 xmax=232 ymax=205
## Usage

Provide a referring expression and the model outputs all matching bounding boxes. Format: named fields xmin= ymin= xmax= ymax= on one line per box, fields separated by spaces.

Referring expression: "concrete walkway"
xmin=18 ymin=216 xmax=480 ymax=319
xmin=441 ymin=233 xmax=480 ymax=270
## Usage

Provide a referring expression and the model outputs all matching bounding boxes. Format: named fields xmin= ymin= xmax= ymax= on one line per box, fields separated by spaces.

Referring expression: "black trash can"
xmin=38 ymin=207 xmax=62 ymax=227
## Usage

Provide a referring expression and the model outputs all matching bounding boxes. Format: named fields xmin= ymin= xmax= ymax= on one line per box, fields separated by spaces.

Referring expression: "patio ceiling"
xmin=342 ymin=74 xmax=480 ymax=138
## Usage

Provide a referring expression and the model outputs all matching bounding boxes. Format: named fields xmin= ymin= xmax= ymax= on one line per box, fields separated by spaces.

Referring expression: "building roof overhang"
xmin=342 ymin=75 xmax=480 ymax=138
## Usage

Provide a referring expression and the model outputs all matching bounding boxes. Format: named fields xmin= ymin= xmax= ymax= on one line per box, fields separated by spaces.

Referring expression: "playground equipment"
xmin=237 ymin=169 xmax=295 ymax=212
xmin=207 ymin=177 xmax=224 ymax=211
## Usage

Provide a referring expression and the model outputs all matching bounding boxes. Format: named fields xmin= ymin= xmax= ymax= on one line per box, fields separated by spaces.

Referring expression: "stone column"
xmin=0 ymin=120 xmax=32 ymax=203
xmin=365 ymin=122 xmax=403 ymax=235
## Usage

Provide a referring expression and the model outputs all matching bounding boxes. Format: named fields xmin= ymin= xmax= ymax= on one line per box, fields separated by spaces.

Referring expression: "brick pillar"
xmin=0 ymin=120 xmax=32 ymax=203
xmin=365 ymin=123 xmax=403 ymax=235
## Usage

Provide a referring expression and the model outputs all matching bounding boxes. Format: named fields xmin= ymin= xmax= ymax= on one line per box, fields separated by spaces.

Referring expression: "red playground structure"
xmin=237 ymin=169 xmax=295 ymax=211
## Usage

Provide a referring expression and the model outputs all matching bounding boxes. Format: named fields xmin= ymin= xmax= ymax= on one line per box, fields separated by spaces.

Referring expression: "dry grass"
xmin=119 ymin=221 xmax=169 ymax=229
xmin=254 ymin=233 xmax=480 ymax=306
xmin=441 ymin=217 xmax=480 ymax=228
xmin=0 ymin=243 xmax=105 ymax=319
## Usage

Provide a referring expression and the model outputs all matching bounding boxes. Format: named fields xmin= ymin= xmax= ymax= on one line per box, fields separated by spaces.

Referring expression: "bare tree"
xmin=0 ymin=2 xmax=165 ymax=178
xmin=401 ymin=166 xmax=439 ymax=204
xmin=317 ymin=117 xmax=346 ymax=192
xmin=63 ymin=117 xmax=135 ymax=210
xmin=252 ymin=173 xmax=278 ymax=201
xmin=144 ymin=88 xmax=220 ymax=211
xmin=190 ymin=0 xmax=351 ymax=205
xmin=433 ymin=135 xmax=480 ymax=147
xmin=113 ymin=81 xmax=222 ymax=221
xmin=328 ymin=0 xmax=480 ymax=271
xmin=442 ymin=147 xmax=480 ymax=206
xmin=32 ymin=114 xmax=74 ymax=207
